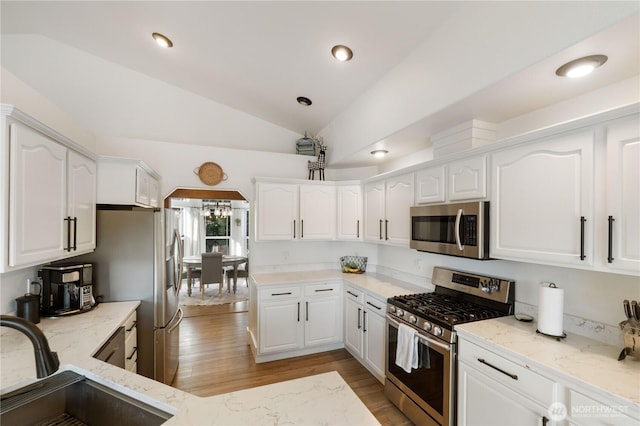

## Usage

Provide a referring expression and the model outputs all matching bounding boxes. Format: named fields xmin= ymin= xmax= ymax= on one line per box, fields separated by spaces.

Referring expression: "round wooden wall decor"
xmin=194 ymin=162 xmax=227 ymax=186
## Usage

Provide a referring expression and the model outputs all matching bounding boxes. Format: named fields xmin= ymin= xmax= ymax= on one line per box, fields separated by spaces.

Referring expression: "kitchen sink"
xmin=0 ymin=370 xmax=173 ymax=426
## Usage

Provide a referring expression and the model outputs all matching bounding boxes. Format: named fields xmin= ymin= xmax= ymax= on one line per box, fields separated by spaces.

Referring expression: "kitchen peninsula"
xmin=0 ymin=302 xmax=380 ymax=425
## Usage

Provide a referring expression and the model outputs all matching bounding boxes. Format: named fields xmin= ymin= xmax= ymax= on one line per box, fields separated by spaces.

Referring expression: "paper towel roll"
xmin=538 ymin=283 xmax=564 ymax=336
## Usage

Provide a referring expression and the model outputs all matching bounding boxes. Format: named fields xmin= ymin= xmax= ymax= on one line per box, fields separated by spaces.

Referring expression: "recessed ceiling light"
xmin=331 ymin=45 xmax=353 ymax=62
xmin=297 ymin=96 xmax=312 ymax=106
xmin=555 ymin=55 xmax=607 ymax=78
xmin=152 ymin=32 xmax=173 ymax=48
xmin=371 ymin=150 xmax=388 ymax=158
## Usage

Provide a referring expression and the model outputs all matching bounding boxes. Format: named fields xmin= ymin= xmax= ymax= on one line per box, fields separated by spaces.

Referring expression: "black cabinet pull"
xmin=356 ymin=220 xmax=360 ymax=238
xmin=347 ymin=290 xmax=359 ymax=298
xmin=64 ymin=217 xmax=72 ymax=252
xmin=271 ymin=292 xmax=292 ymax=296
xmin=608 ymin=216 xmax=615 ymax=263
xmin=301 ymin=219 xmax=304 ymax=238
xmin=542 ymin=416 xmax=549 ymax=426
xmin=379 ymin=219 xmax=383 ymax=240
xmin=385 ymin=219 xmax=389 ymax=240
xmin=315 ymin=288 xmax=333 ymax=292
xmin=477 ymin=358 xmax=518 ymax=380
xmin=72 ymin=217 xmax=78 ymax=250
xmin=366 ymin=301 xmax=382 ymax=310
xmin=357 ymin=308 xmax=361 ymax=329
xmin=297 ymin=302 xmax=300 ymax=322
xmin=306 ymin=301 xmax=309 ymax=321
xmin=580 ymin=216 xmax=586 ymax=261
xmin=126 ymin=346 xmax=138 ymax=361
xmin=363 ymin=311 xmax=367 ymax=333
xmin=293 ymin=220 xmax=296 ymax=239
xmin=126 ymin=321 xmax=137 ymax=332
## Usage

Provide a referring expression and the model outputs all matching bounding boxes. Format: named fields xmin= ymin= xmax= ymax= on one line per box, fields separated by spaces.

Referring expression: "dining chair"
xmin=225 ymin=258 xmax=249 ymax=293
xmin=191 ymin=252 xmax=224 ymax=299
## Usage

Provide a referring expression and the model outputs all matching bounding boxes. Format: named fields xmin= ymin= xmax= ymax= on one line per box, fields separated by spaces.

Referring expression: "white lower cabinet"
xmin=123 ymin=310 xmax=138 ymax=373
xmin=256 ymin=282 xmax=342 ymax=361
xmin=344 ymin=284 xmax=386 ymax=382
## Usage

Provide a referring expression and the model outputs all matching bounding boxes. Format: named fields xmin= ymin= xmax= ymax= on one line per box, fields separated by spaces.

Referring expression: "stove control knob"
xmin=409 ymin=315 xmax=417 ymax=324
xmin=423 ymin=322 xmax=432 ymax=331
xmin=397 ymin=309 xmax=404 ymax=317
xmin=433 ymin=326 xmax=443 ymax=337
xmin=389 ymin=306 xmax=397 ymax=313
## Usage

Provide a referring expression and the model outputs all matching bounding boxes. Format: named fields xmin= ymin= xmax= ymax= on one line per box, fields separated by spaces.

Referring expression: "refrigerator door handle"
xmin=168 ymin=307 xmax=184 ymax=333
xmin=174 ymin=229 xmax=184 ymax=295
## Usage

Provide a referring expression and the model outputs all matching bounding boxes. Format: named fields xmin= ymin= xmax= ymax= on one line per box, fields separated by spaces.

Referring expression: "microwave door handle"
xmin=455 ymin=208 xmax=464 ymax=251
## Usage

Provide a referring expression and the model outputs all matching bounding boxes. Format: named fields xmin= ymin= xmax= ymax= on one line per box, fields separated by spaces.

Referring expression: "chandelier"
xmin=203 ymin=200 xmax=232 ymax=219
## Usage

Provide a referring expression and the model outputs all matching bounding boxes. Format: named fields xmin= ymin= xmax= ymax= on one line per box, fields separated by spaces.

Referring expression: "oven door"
xmin=385 ymin=315 xmax=455 ymax=426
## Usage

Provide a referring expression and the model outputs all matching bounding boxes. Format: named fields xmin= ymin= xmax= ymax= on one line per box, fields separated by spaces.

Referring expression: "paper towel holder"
xmin=536 ymin=329 xmax=567 ymax=341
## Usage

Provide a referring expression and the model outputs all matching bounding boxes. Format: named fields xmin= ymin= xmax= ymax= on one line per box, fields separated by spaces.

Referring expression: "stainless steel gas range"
xmin=385 ymin=267 xmax=515 ymax=426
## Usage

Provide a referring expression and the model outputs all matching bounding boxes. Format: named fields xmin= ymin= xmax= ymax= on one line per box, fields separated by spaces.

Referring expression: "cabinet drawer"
xmin=458 ymin=339 xmax=555 ymax=407
xmin=305 ymin=282 xmax=341 ymax=297
xmin=345 ymin=286 xmax=364 ymax=303
xmin=123 ymin=311 xmax=137 ymax=338
xmin=260 ymin=286 xmax=301 ymax=301
xmin=363 ymin=294 xmax=385 ymax=316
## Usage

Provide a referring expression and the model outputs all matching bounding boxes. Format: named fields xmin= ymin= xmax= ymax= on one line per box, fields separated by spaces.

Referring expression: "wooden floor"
xmin=172 ymin=303 xmax=413 ymax=425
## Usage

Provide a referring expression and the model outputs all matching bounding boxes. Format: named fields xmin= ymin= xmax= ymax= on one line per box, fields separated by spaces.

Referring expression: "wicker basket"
xmin=340 ymin=256 xmax=367 ymax=274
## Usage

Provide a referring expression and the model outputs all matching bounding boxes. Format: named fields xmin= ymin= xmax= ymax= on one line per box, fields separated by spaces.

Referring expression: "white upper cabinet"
xmin=2 ymin=108 xmax=97 ymax=272
xmin=603 ymin=115 xmax=640 ymax=274
xmin=336 ymin=184 xmax=362 ymax=240
xmin=97 ymin=157 xmax=161 ymax=208
xmin=364 ymin=173 xmax=413 ymax=245
xmin=491 ymin=129 xmax=595 ymax=267
xmin=256 ymin=180 xmax=335 ymax=241
xmin=415 ymin=155 xmax=487 ymax=204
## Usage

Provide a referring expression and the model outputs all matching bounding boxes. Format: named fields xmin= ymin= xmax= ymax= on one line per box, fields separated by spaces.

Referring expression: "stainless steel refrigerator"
xmin=75 ymin=206 xmax=183 ymax=385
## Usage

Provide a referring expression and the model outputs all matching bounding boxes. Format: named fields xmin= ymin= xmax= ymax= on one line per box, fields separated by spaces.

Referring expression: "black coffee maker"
xmin=39 ymin=263 xmax=94 ymax=316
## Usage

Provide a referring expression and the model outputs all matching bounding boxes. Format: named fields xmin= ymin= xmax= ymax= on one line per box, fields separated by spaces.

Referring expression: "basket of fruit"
xmin=340 ymin=256 xmax=367 ymax=274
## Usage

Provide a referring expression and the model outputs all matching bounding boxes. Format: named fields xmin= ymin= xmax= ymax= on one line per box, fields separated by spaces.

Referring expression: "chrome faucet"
xmin=0 ymin=315 xmax=59 ymax=378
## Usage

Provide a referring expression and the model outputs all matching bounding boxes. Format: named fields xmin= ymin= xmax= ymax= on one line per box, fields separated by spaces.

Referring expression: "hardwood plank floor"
xmin=172 ymin=303 xmax=413 ymax=425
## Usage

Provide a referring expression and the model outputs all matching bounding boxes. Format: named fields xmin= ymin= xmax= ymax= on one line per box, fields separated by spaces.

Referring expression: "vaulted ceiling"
xmin=1 ymin=2 xmax=638 ymax=168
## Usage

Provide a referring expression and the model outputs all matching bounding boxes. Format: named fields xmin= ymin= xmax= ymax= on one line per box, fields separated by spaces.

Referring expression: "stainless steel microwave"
xmin=410 ymin=201 xmax=490 ymax=259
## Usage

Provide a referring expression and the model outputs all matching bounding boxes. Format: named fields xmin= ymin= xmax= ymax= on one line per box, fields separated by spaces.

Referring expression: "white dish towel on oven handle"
xmin=396 ymin=323 xmax=419 ymax=373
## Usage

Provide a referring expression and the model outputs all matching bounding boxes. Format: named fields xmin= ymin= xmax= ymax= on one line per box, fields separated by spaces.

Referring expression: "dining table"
xmin=182 ymin=255 xmax=248 ymax=296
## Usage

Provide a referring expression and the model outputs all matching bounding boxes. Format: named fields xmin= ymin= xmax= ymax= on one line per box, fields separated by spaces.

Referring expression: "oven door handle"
xmin=454 ymin=208 xmax=464 ymax=251
xmin=386 ymin=315 xmax=451 ymax=352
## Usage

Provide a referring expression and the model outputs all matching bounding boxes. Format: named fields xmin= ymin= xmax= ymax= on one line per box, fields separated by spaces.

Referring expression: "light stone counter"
xmin=456 ymin=316 xmax=640 ymax=414
xmin=251 ymin=269 xmax=424 ymax=299
xmin=1 ymin=301 xmax=380 ymax=425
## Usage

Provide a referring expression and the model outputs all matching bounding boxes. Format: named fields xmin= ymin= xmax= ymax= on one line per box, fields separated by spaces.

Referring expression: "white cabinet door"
xmin=67 ymin=151 xmax=96 ymax=254
xmin=336 ymin=185 xmax=362 ymax=240
xmin=135 ymin=166 xmax=151 ymax=206
xmin=344 ymin=296 xmax=363 ymax=357
xmin=385 ymin=173 xmax=413 ymax=245
xmin=364 ymin=181 xmax=385 ymax=242
xmin=259 ymin=299 xmax=303 ymax=353
xmin=448 ymin=156 xmax=487 ymax=201
xmin=363 ymin=308 xmax=386 ymax=381
xmin=305 ymin=295 xmax=341 ymax=347
xmin=149 ymin=176 xmax=160 ymax=208
xmin=257 ymin=182 xmax=298 ymax=240
xmin=458 ymin=360 xmax=553 ymax=426
xmin=491 ymin=130 xmax=595 ymax=267
xmin=9 ymin=122 xmax=67 ymax=267
xmin=604 ymin=116 xmax=640 ymax=273
xmin=415 ymin=165 xmax=446 ymax=204
xmin=299 ymin=184 xmax=335 ymax=240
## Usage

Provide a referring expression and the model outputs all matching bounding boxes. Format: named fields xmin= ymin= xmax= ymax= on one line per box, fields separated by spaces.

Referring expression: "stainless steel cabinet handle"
xmin=607 ymin=216 xmax=615 ymax=263
xmin=477 ymin=358 xmax=518 ymax=380
xmin=580 ymin=216 xmax=586 ymax=261
xmin=126 ymin=346 xmax=138 ymax=361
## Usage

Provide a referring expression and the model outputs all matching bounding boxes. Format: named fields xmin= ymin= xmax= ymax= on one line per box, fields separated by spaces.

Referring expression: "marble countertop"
xmin=251 ymin=269 xmax=424 ymax=299
xmin=1 ymin=302 xmax=380 ymax=425
xmin=456 ymin=316 xmax=640 ymax=410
